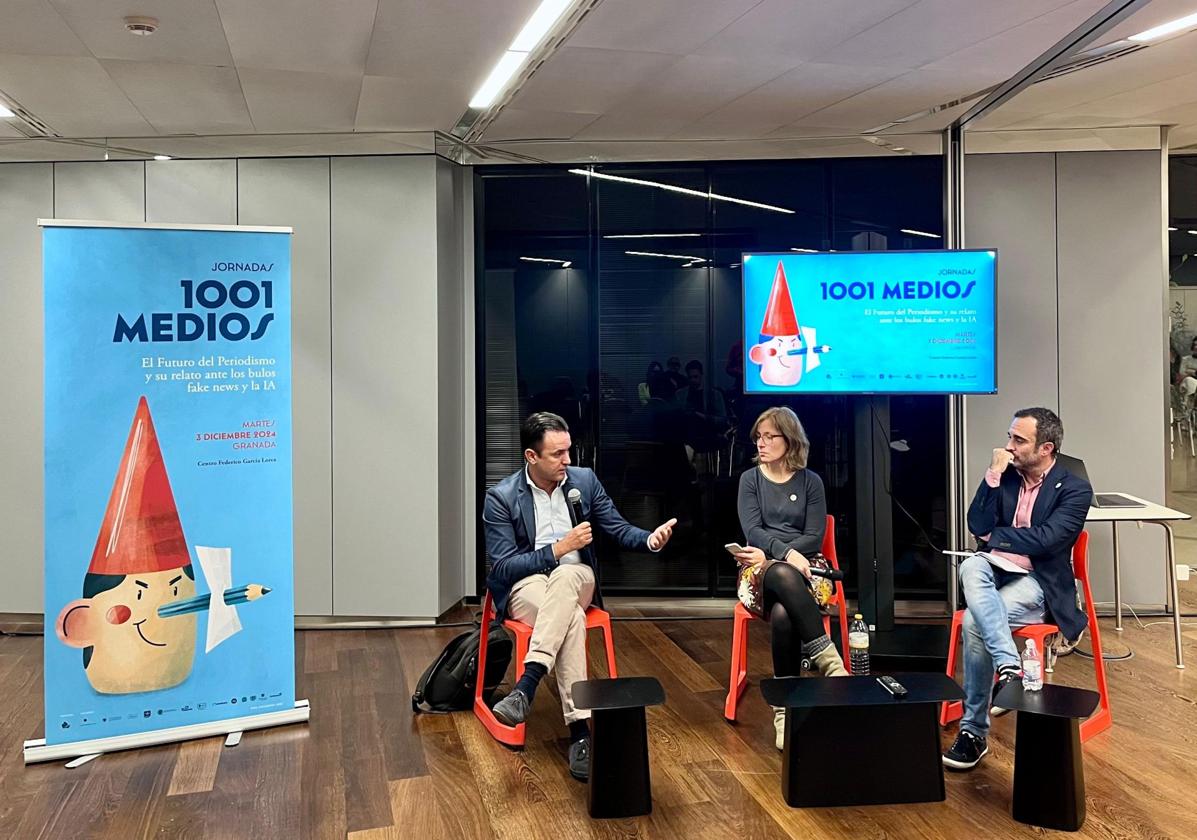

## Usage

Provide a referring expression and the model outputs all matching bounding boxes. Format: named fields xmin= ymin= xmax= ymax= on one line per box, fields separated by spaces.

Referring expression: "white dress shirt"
xmin=526 ymin=469 xmax=584 ymax=565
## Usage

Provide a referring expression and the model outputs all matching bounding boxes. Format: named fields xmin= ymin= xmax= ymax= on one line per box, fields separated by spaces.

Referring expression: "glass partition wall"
xmin=477 ymin=157 xmax=947 ymax=607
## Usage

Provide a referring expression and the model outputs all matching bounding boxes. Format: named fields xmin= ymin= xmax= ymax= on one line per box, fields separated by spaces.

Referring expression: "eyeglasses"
xmin=753 ymin=432 xmax=783 ymax=444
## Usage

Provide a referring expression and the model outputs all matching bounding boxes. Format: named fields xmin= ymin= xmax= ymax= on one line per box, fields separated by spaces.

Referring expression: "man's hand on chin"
xmin=991 ymin=448 xmax=1014 ymax=473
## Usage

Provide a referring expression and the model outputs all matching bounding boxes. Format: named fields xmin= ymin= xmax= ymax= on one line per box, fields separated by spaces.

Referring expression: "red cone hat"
xmin=89 ymin=396 xmax=190 ymax=575
xmin=759 ymin=261 xmax=800 ymax=337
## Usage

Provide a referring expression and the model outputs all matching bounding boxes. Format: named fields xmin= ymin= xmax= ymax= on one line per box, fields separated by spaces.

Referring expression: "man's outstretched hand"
xmin=648 ymin=518 xmax=678 ymax=551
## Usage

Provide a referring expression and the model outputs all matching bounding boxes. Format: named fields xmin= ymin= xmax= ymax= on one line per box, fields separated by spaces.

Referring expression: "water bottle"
xmin=1022 ymin=639 xmax=1043 ymax=691
xmin=848 ymin=613 xmax=870 ymax=675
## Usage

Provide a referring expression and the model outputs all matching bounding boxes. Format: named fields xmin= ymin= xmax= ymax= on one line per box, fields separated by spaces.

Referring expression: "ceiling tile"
xmin=818 ymin=0 xmax=1086 ymax=70
xmin=366 ymin=0 xmax=540 ymax=79
xmin=238 ymin=67 xmax=361 ymax=132
xmin=101 ymin=60 xmax=252 ymax=134
xmin=602 ymin=53 xmax=798 ymax=124
xmin=510 ymin=47 xmax=680 ymax=114
xmin=482 ymin=107 xmax=600 ymax=141
xmin=216 ymin=0 xmax=377 ymax=74
xmin=0 ymin=54 xmax=152 ymax=135
xmin=696 ymin=0 xmax=918 ymax=64
xmin=567 ymin=0 xmax=761 ymax=56
xmin=790 ymin=65 xmax=1003 ymax=131
xmin=355 ymin=75 xmax=468 ymax=131
xmin=49 ymin=0 xmax=233 ymax=65
xmin=677 ymin=62 xmax=899 ymax=138
xmin=0 ymin=0 xmax=88 ymax=56
xmin=571 ymin=110 xmax=693 ymax=140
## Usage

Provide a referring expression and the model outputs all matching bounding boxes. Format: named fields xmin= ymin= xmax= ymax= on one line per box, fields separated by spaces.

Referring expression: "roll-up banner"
xmin=28 ymin=220 xmax=307 ymax=764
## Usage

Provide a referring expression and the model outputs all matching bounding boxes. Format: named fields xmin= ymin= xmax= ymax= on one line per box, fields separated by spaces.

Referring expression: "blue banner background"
xmin=43 ymin=224 xmax=294 ymax=745
xmin=742 ymin=250 xmax=997 ymax=394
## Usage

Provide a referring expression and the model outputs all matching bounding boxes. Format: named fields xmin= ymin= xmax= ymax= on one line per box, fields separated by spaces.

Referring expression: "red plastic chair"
xmin=940 ymin=531 xmax=1111 ymax=741
xmin=473 ymin=589 xmax=618 ymax=748
xmin=724 ymin=514 xmax=851 ymax=722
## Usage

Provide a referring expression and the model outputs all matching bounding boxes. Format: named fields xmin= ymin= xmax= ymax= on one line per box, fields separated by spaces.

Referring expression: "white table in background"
xmin=1086 ymin=494 xmax=1191 ymax=668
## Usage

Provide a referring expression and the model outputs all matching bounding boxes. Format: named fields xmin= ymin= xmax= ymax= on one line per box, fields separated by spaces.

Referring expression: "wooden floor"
xmin=3 ymin=595 xmax=1197 ymax=840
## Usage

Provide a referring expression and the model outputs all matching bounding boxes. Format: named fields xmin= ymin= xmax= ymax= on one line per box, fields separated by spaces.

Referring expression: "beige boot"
xmin=810 ymin=645 xmax=849 ymax=677
xmin=772 ymin=706 xmax=785 ymax=751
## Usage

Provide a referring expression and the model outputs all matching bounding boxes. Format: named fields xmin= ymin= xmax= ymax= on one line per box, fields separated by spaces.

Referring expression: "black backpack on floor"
xmin=411 ymin=621 xmax=513 ymax=713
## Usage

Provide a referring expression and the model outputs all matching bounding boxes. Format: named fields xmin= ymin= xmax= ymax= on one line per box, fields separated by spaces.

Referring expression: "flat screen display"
xmin=742 ymin=249 xmax=997 ymax=395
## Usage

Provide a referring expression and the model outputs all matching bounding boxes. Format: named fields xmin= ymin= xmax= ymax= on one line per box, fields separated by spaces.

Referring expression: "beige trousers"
xmin=508 ymin=563 xmax=596 ymax=724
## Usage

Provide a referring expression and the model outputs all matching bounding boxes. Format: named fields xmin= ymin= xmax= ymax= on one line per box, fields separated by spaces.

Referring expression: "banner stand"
xmin=24 ymin=699 xmax=310 ymax=765
xmin=37 ymin=219 xmax=300 ymax=769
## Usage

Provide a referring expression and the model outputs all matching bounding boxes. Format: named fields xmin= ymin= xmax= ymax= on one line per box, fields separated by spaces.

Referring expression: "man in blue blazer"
xmin=943 ymin=406 xmax=1091 ymax=771
xmin=485 ymin=412 xmax=676 ymax=781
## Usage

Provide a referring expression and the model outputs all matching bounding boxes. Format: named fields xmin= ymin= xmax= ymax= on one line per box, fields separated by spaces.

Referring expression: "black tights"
xmin=763 ymin=561 xmax=827 ymax=677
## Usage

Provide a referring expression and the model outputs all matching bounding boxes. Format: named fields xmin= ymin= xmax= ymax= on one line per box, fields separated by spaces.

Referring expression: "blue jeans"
xmin=959 ymin=554 xmax=1045 ymax=738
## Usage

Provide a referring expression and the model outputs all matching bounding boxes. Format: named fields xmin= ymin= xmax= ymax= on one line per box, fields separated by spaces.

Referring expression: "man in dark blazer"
xmin=943 ymin=406 xmax=1091 ymax=771
xmin=485 ymin=412 xmax=676 ymax=781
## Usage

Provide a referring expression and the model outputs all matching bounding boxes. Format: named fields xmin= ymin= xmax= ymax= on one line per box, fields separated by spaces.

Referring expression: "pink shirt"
xmin=982 ymin=461 xmax=1053 ymax=571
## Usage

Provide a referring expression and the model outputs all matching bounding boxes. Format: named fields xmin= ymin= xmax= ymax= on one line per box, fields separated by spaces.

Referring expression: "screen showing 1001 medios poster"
xmin=42 ymin=221 xmax=294 ymax=746
xmin=742 ymin=249 xmax=997 ymax=394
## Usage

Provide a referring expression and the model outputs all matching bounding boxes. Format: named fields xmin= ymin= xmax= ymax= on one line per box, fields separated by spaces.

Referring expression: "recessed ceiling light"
xmin=1189 ymin=230 xmax=1197 ymax=235
xmin=124 ymin=16 xmax=158 ymax=36
xmin=153 ymin=154 xmax=171 ymax=161
xmin=1170 ymin=226 xmax=1178 ymax=231
xmin=1128 ymin=10 xmax=1197 ymax=42
xmin=469 ymin=52 xmax=528 ymax=109
xmin=510 ymin=0 xmax=571 ymax=52
xmin=468 ymin=0 xmax=572 ymax=109
xmin=901 ymin=228 xmax=942 ymax=239
xmin=0 ymin=103 xmax=13 ymax=118
xmin=571 ymin=168 xmax=793 ymax=214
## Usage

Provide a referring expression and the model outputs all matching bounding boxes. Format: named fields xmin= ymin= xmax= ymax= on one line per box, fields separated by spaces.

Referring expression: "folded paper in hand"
xmin=943 ymin=549 xmax=1029 ymax=575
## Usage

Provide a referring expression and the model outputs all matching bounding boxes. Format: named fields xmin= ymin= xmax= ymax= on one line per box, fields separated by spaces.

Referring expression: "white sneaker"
xmin=1055 ymin=629 xmax=1085 ymax=656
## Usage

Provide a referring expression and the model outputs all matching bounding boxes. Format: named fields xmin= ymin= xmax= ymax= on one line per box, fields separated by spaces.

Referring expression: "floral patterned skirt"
xmin=736 ymin=553 xmax=833 ymax=619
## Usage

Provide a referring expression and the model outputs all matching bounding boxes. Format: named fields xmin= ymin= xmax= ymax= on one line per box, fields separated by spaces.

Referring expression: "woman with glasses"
xmin=734 ymin=406 xmax=848 ymax=750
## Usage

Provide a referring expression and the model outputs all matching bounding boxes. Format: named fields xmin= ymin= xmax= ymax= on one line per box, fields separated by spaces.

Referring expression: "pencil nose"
xmin=106 ymin=604 xmax=131 ymax=624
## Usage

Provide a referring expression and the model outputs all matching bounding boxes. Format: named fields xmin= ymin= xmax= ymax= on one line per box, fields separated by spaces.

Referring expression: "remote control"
xmin=877 ymin=675 xmax=908 ymax=697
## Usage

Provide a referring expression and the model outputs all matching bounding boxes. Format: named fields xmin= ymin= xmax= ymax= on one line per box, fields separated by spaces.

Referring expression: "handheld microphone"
xmin=808 ymin=566 xmax=844 ymax=582
xmin=566 ymin=488 xmax=592 ymax=564
xmin=567 ymin=488 xmax=585 ymax=527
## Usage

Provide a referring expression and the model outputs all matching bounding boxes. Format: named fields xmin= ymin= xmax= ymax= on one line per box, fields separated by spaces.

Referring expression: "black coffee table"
xmin=994 ymin=681 xmax=1100 ymax=831
xmin=572 ymin=676 xmax=666 ymax=819
xmin=761 ymin=673 xmax=964 ymax=808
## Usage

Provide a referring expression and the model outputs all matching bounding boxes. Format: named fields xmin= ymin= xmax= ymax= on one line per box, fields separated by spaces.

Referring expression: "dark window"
xmin=477 ymin=158 xmax=945 ymax=602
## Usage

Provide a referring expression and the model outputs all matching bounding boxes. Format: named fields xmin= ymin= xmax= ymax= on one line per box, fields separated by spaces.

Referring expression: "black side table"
xmin=994 ymin=682 xmax=1100 ymax=832
xmin=572 ymin=676 xmax=666 ymax=819
xmin=761 ymin=673 xmax=964 ymax=808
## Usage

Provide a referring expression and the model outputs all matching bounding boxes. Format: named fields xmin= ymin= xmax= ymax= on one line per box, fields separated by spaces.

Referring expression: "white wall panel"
xmin=54 ymin=161 xmax=144 ymax=221
xmin=964 ymin=153 xmax=1059 ymax=489
xmin=965 ymin=150 xmax=1169 ymax=608
xmin=1057 ymin=151 xmax=1168 ymax=607
xmin=239 ymin=157 xmax=333 ymax=616
xmin=0 ymin=164 xmax=53 ymax=612
xmin=331 ymin=156 xmax=440 ymax=617
xmin=146 ymin=159 xmax=237 ymax=224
